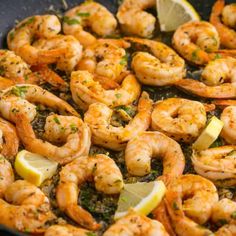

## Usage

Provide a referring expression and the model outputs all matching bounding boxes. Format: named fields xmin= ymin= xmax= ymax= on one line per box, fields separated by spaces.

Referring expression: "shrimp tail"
xmin=37 ymin=48 xmax=67 ymax=64
xmin=66 ymin=204 xmax=101 ymax=231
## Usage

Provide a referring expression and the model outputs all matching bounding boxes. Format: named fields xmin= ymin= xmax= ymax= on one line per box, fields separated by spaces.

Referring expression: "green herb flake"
xmin=24 ymin=74 xmax=29 ymax=81
xmin=11 ymin=86 xmax=28 ymax=98
xmin=192 ymin=49 xmax=199 ymax=61
xmin=119 ymin=54 xmax=128 ymax=65
xmin=214 ymin=53 xmax=222 ymax=60
xmin=172 ymin=202 xmax=179 ymax=210
xmin=218 ymin=219 xmax=228 ymax=226
xmin=9 ymin=31 xmax=15 ymax=41
xmin=77 ymin=12 xmax=90 ymax=17
xmin=115 ymin=93 xmax=122 ymax=99
xmin=231 ymin=211 xmax=236 ymax=219
xmin=53 ymin=116 xmax=61 ymax=125
xmin=18 ymin=17 xmax=36 ymax=29
xmin=70 ymin=124 xmax=78 ymax=133
xmin=63 ymin=16 xmax=80 ymax=25
xmin=0 ymin=67 xmax=5 ymax=76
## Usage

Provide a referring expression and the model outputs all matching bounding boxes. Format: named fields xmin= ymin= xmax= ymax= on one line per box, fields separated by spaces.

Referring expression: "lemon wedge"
xmin=193 ymin=116 xmax=224 ymax=151
xmin=15 ymin=150 xmax=58 ymax=186
xmin=114 ymin=180 xmax=166 ymax=220
xmin=156 ymin=0 xmax=200 ymax=32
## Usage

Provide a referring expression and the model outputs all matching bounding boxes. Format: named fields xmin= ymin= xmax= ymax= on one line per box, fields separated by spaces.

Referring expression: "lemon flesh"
xmin=15 ymin=150 xmax=58 ymax=186
xmin=114 ymin=180 xmax=166 ymax=220
xmin=156 ymin=0 xmax=200 ymax=32
xmin=193 ymin=116 xmax=224 ymax=151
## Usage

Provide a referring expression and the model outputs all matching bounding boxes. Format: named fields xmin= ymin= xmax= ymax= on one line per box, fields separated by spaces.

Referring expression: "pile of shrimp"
xmin=0 ymin=0 xmax=236 ymax=235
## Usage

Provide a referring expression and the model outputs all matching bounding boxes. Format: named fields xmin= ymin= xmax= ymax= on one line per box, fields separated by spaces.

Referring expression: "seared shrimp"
xmin=176 ymin=57 xmax=236 ymax=98
xmin=117 ymin=0 xmax=156 ymax=38
xmin=125 ymin=132 xmax=185 ymax=180
xmin=70 ymin=71 xmax=141 ymax=110
xmin=103 ymin=211 xmax=169 ymax=236
xmin=0 ymin=118 xmax=19 ymax=159
xmin=192 ymin=146 xmax=236 ymax=186
xmin=0 ymin=180 xmax=56 ymax=233
xmin=0 ymin=156 xmax=14 ymax=198
xmin=210 ymin=0 xmax=236 ymax=49
xmin=56 ymin=154 xmax=123 ymax=230
xmin=45 ymin=224 xmax=91 ymax=236
xmin=77 ymin=39 xmax=129 ymax=81
xmin=33 ymin=35 xmax=83 ymax=72
xmin=7 ymin=15 xmax=63 ymax=65
xmin=151 ymin=98 xmax=206 ymax=143
xmin=63 ymin=2 xmax=117 ymax=47
xmin=172 ymin=21 xmax=224 ymax=65
xmin=15 ymin=114 xmax=91 ymax=164
xmin=165 ymin=174 xmax=218 ymax=236
xmin=220 ymin=105 xmax=236 ymax=144
xmin=0 ymin=84 xmax=79 ymax=117
xmin=84 ymin=92 xmax=153 ymax=150
xmin=126 ymin=37 xmax=185 ymax=86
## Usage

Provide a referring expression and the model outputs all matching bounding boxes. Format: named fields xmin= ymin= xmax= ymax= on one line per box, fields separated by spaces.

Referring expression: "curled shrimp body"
xmin=0 ymin=156 xmax=14 ymax=198
xmin=0 ymin=84 xmax=79 ymax=117
xmin=126 ymin=37 xmax=185 ymax=86
xmin=125 ymin=131 xmax=185 ymax=179
xmin=220 ymin=105 xmax=236 ymax=144
xmin=117 ymin=0 xmax=156 ymax=38
xmin=192 ymin=146 xmax=236 ymax=187
xmin=56 ymin=154 xmax=124 ymax=230
xmin=33 ymin=35 xmax=83 ymax=72
xmin=70 ymin=71 xmax=141 ymax=110
xmin=103 ymin=211 xmax=169 ymax=236
xmin=63 ymin=2 xmax=117 ymax=47
xmin=0 ymin=118 xmax=19 ymax=159
xmin=84 ymin=92 xmax=153 ymax=150
xmin=176 ymin=57 xmax=236 ymax=98
xmin=7 ymin=15 xmax=62 ymax=65
xmin=151 ymin=98 xmax=206 ymax=143
xmin=165 ymin=174 xmax=219 ymax=236
xmin=0 ymin=180 xmax=56 ymax=233
xmin=210 ymin=0 xmax=236 ymax=49
xmin=45 ymin=224 xmax=91 ymax=236
xmin=15 ymin=114 xmax=91 ymax=164
xmin=77 ymin=39 xmax=129 ymax=81
xmin=172 ymin=21 xmax=221 ymax=65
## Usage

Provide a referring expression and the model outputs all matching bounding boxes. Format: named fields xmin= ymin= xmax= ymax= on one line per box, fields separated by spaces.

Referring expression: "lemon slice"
xmin=15 ymin=150 xmax=58 ymax=186
xmin=193 ymin=116 xmax=224 ymax=151
xmin=156 ymin=0 xmax=200 ymax=32
xmin=114 ymin=180 xmax=166 ymax=220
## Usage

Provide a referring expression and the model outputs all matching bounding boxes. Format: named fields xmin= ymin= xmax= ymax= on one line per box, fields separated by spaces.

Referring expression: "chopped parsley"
xmin=11 ymin=86 xmax=28 ymax=97
xmin=77 ymin=12 xmax=90 ymax=17
xmin=70 ymin=123 xmax=78 ymax=133
xmin=9 ymin=31 xmax=15 ymax=41
xmin=231 ymin=211 xmax=236 ymax=219
xmin=172 ymin=202 xmax=179 ymax=210
xmin=63 ymin=16 xmax=80 ymax=25
xmin=115 ymin=93 xmax=122 ymax=99
xmin=0 ymin=67 xmax=5 ymax=76
xmin=119 ymin=54 xmax=128 ymax=65
xmin=53 ymin=116 xmax=61 ymax=124
xmin=18 ymin=17 xmax=35 ymax=29
xmin=86 ymin=232 xmax=96 ymax=236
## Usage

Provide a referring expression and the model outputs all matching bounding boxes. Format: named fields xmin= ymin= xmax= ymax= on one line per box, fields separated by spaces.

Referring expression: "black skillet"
xmin=0 ymin=0 xmax=235 ymax=235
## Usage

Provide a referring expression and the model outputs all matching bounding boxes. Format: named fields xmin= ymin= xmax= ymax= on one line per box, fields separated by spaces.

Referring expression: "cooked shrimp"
xmin=126 ymin=37 xmax=185 ymax=86
xmin=192 ymin=146 xmax=236 ymax=186
xmin=0 ymin=180 xmax=56 ymax=233
xmin=84 ymin=92 xmax=153 ymax=150
xmin=56 ymin=154 xmax=123 ymax=230
xmin=0 ymin=156 xmax=14 ymax=198
xmin=70 ymin=71 xmax=141 ymax=110
xmin=210 ymin=0 xmax=236 ymax=49
xmin=0 ymin=84 xmax=79 ymax=117
xmin=7 ymin=15 xmax=63 ymax=65
xmin=33 ymin=35 xmax=83 ymax=72
xmin=165 ymin=174 xmax=218 ymax=236
xmin=45 ymin=224 xmax=92 ymax=236
xmin=0 ymin=118 xmax=19 ymax=159
xmin=172 ymin=21 xmax=224 ymax=65
xmin=176 ymin=57 xmax=236 ymax=98
xmin=117 ymin=0 xmax=156 ymax=38
xmin=0 ymin=77 xmax=15 ymax=90
xmin=151 ymin=98 xmax=206 ymax=143
xmin=77 ymin=39 xmax=129 ymax=81
xmin=63 ymin=2 xmax=117 ymax=47
xmin=15 ymin=114 xmax=91 ymax=164
xmin=220 ymin=106 xmax=236 ymax=144
xmin=103 ymin=211 xmax=169 ymax=236
xmin=125 ymin=132 xmax=185 ymax=180
xmin=0 ymin=50 xmax=38 ymax=84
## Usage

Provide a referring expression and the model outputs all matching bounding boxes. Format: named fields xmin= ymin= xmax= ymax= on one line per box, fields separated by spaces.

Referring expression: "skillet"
xmin=0 ymin=0 xmax=235 ymax=235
